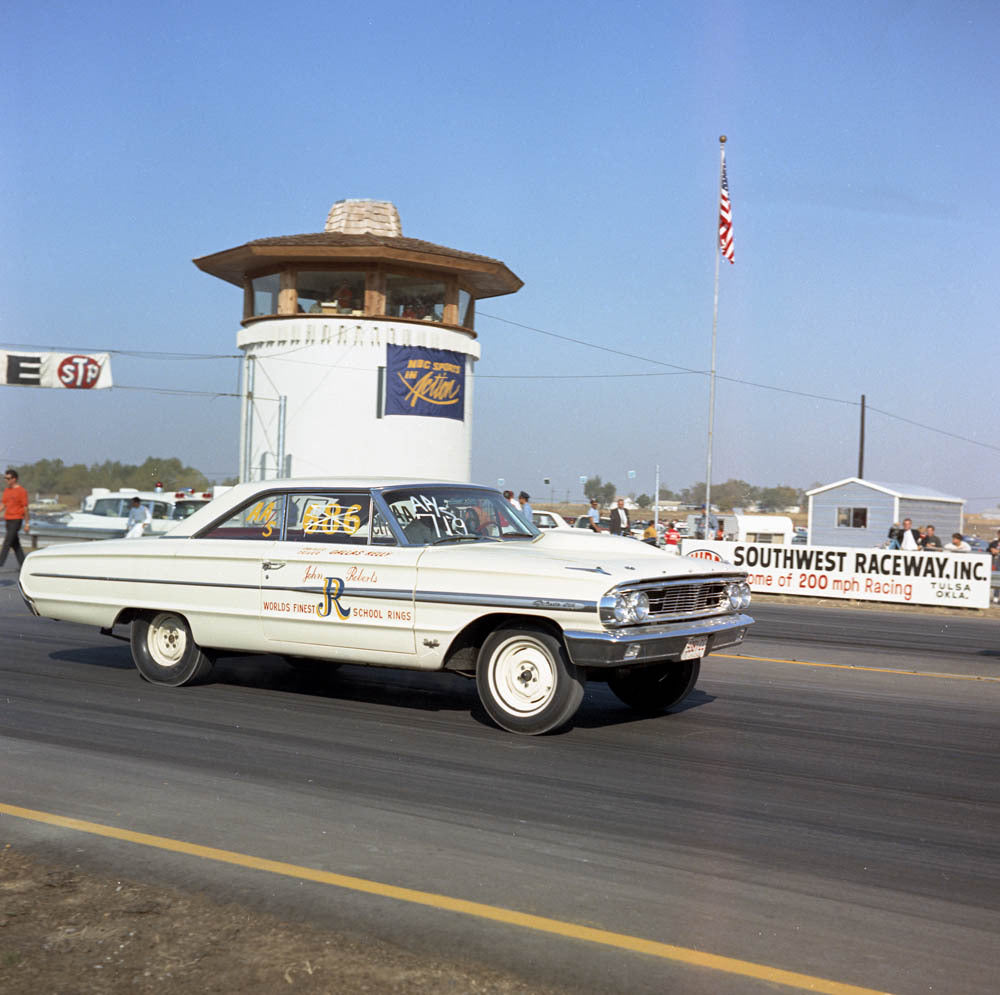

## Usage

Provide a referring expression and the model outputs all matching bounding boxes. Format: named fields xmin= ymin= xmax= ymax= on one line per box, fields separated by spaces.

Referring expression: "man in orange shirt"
xmin=1 ymin=468 xmax=29 ymax=569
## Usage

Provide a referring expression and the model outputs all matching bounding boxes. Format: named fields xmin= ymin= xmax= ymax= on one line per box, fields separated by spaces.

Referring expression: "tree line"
xmin=11 ymin=457 xmax=220 ymax=506
xmin=582 ymin=475 xmax=804 ymax=512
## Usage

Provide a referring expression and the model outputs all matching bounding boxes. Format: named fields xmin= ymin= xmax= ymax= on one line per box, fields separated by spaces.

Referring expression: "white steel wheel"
xmin=147 ymin=612 xmax=188 ymax=667
xmin=130 ymin=611 xmax=213 ymax=687
xmin=476 ymin=627 xmax=584 ymax=735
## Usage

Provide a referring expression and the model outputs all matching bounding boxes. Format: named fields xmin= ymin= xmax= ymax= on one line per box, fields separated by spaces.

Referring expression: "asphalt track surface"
xmin=2 ymin=570 xmax=998 ymax=995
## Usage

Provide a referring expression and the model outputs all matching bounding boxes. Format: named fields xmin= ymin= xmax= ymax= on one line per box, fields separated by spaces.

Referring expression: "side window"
xmin=203 ymin=494 xmax=285 ymax=540
xmin=370 ymin=506 xmax=397 ymax=545
xmin=285 ymin=492 xmax=372 ymax=545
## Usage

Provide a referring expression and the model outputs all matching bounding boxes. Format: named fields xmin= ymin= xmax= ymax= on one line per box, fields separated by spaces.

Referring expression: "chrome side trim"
xmin=31 ymin=572 xmax=261 ymax=591
xmin=413 ymin=590 xmax=597 ymax=612
xmin=28 ymin=573 xmax=597 ymax=613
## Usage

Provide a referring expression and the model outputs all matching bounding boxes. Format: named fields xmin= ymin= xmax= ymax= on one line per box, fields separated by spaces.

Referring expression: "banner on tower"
xmin=385 ymin=345 xmax=465 ymax=421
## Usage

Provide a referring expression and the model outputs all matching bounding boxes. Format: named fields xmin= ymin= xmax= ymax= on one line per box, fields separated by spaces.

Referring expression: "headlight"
xmin=600 ymin=590 xmax=650 ymax=626
xmin=612 ymin=593 xmax=629 ymax=623
xmin=740 ymin=582 xmax=752 ymax=609
xmin=628 ymin=591 xmax=649 ymax=622
xmin=725 ymin=581 xmax=751 ymax=611
xmin=726 ymin=582 xmax=741 ymax=610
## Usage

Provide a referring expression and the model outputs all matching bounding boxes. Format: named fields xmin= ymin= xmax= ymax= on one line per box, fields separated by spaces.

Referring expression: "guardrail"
xmin=26 ymin=524 xmax=126 ymax=549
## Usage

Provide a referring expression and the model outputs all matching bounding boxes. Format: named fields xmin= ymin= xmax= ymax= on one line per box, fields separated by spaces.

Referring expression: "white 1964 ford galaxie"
xmin=19 ymin=479 xmax=753 ymax=735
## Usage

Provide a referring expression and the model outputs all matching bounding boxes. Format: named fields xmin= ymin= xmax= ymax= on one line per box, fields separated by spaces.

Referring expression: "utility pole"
xmin=858 ymin=394 xmax=866 ymax=479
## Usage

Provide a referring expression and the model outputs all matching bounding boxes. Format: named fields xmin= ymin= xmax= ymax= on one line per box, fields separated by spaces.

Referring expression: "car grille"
xmin=647 ymin=581 xmax=728 ymax=618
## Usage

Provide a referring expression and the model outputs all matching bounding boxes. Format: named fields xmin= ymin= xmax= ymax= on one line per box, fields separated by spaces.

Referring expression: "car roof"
xmin=164 ymin=478 xmax=501 ymax=537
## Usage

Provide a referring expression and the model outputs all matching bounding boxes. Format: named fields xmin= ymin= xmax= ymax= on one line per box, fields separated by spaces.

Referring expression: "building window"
xmin=297 ymin=271 xmax=366 ymax=315
xmin=252 ymin=274 xmax=281 ymax=316
xmin=836 ymin=507 xmax=868 ymax=528
xmin=458 ymin=288 xmax=474 ymax=328
xmin=385 ymin=275 xmax=445 ymax=322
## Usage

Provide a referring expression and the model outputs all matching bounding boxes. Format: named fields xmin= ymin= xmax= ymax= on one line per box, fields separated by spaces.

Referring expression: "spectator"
xmin=1 ymin=468 xmax=29 ymax=569
xmin=502 ymin=489 xmax=517 ymax=509
xmin=663 ymin=521 xmax=681 ymax=555
xmin=587 ymin=499 xmax=601 ymax=531
xmin=898 ymin=518 xmax=921 ymax=551
xmin=886 ymin=522 xmax=903 ymax=549
xmin=517 ymin=491 xmax=533 ymax=520
xmin=920 ymin=524 xmax=943 ymax=551
xmin=986 ymin=530 xmax=1000 ymax=571
xmin=695 ymin=504 xmax=718 ymax=540
xmin=943 ymin=532 xmax=970 ymax=552
xmin=642 ymin=521 xmax=658 ymax=545
xmin=609 ymin=498 xmax=630 ymax=536
xmin=125 ymin=496 xmax=152 ymax=538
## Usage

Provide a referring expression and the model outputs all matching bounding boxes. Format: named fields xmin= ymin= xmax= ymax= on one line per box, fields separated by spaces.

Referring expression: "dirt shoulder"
xmin=0 ymin=844 xmax=566 ymax=995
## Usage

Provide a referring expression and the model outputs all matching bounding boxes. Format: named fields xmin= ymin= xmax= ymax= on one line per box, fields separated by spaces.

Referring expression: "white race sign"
xmin=680 ymin=540 xmax=991 ymax=609
xmin=0 ymin=350 xmax=113 ymax=389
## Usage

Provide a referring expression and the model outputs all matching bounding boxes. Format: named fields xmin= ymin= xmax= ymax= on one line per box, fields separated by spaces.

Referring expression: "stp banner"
xmin=1 ymin=351 xmax=113 ymax=389
xmin=385 ymin=345 xmax=464 ymax=421
xmin=680 ymin=540 xmax=992 ymax=609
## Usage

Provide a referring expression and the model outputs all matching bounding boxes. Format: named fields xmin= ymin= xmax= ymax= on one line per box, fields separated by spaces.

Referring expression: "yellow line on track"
xmin=714 ymin=652 xmax=1000 ymax=681
xmin=0 ymin=801 xmax=890 ymax=995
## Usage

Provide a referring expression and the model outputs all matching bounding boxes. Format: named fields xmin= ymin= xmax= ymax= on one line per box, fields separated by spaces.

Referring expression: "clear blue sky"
xmin=3 ymin=1 xmax=998 ymax=508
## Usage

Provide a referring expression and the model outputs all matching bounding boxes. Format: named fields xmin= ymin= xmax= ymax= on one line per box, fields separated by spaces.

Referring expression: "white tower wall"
xmin=237 ymin=317 xmax=480 ymax=482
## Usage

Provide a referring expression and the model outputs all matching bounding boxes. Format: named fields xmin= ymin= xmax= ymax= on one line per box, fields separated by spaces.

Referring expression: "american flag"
xmin=719 ymin=151 xmax=734 ymax=264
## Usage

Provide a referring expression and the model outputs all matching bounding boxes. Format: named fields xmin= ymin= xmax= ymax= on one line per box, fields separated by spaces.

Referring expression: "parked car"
xmin=19 ymin=479 xmax=753 ymax=736
xmin=572 ymin=515 xmax=644 ymax=537
xmin=532 ymin=510 xmax=572 ymax=530
xmin=573 ymin=514 xmax=612 ymax=532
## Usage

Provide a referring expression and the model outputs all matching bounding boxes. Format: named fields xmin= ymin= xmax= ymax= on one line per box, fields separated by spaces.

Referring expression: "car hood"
xmin=415 ymin=529 xmax=742 ymax=598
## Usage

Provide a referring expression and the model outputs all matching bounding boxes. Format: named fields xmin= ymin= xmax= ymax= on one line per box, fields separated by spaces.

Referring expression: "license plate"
xmin=680 ymin=636 xmax=708 ymax=660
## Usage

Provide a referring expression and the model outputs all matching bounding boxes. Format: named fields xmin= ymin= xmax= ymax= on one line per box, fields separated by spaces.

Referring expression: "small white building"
xmin=806 ymin=478 xmax=964 ymax=548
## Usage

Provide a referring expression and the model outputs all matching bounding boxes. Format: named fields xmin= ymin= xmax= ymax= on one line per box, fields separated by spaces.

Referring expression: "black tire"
xmin=130 ymin=611 xmax=213 ymax=687
xmin=476 ymin=626 xmax=584 ymax=735
xmin=607 ymin=660 xmax=700 ymax=714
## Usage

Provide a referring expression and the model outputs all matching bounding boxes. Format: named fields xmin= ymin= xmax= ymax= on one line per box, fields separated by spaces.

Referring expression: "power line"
xmin=115 ymin=384 xmax=240 ymax=398
xmin=5 ymin=328 xmax=996 ymax=453
xmin=0 ymin=341 xmax=239 ymax=360
xmin=476 ymin=311 xmax=998 ymax=451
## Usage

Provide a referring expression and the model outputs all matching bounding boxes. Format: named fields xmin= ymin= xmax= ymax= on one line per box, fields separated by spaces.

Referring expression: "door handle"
xmin=262 ymin=561 xmax=286 ymax=571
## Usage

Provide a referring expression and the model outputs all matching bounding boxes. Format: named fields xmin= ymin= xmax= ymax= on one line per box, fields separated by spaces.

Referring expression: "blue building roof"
xmin=805 ymin=477 xmax=964 ymax=503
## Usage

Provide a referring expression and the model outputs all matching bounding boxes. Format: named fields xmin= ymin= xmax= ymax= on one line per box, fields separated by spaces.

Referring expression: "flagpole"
xmin=705 ymin=135 xmax=726 ymax=535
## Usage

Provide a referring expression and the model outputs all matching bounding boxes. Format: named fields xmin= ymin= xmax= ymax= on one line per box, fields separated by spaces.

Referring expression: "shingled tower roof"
xmin=325 ymin=199 xmax=402 ymax=237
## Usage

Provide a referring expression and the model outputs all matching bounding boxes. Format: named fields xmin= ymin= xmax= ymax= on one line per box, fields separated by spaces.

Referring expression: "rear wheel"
xmin=130 ymin=611 xmax=213 ymax=686
xmin=476 ymin=627 xmax=584 ymax=735
xmin=607 ymin=660 xmax=700 ymax=713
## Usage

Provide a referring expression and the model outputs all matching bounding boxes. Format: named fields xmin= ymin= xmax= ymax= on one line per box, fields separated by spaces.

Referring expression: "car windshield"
xmin=381 ymin=486 xmax=538 ymax=545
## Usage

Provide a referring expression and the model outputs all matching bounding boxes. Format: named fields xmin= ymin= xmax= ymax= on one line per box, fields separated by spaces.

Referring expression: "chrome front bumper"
xmin=563 ymin=613 xmax=753 ymax=669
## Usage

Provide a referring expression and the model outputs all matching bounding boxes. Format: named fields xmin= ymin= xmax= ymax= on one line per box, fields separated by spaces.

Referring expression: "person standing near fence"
xmin=0 ymin=468 xmax=29 ymax=569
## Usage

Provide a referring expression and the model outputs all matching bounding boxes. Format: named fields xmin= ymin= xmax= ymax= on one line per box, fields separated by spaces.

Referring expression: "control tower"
xmin=193 ymin=200 xmax=522 ymax=482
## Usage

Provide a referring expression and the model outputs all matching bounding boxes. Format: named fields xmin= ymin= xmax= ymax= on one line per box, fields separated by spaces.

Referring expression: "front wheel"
xmin=476 ymin=627 xmax=584 ymax=735
xmin=130 ymin=611 xmax=213 ymax=686
xmin=607 ymin=660 xmax=700 ymax=714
